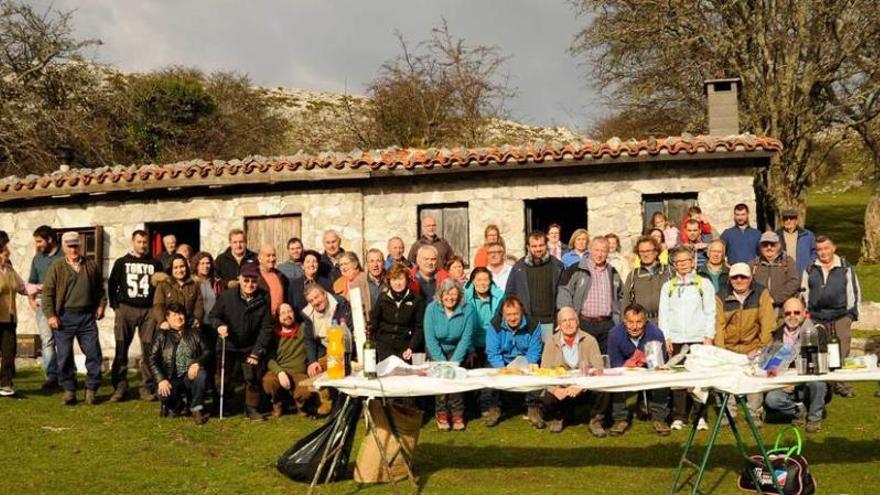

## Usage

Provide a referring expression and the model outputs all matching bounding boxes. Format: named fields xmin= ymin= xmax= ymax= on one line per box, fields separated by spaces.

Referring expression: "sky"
xmin=30 ymin=0 xmax=605 ymax=130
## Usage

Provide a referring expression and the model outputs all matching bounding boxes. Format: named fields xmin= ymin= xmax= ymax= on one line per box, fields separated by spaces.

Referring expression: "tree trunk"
xmin=862 ymin=182 xmax=880 ymax=263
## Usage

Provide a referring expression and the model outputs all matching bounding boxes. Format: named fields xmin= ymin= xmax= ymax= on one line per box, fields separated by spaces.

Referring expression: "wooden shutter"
xmin=245 ymin=215 xmax=302 ymax=259
xmin=419 ymin=203 xmax=469 ymax=265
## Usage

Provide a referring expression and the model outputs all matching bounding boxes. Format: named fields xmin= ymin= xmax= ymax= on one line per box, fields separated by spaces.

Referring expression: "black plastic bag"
xmin=277 ymin=395 xmax=363 ymax=483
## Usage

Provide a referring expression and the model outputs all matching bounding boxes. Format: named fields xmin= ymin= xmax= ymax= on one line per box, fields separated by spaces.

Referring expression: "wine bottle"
xmin=363 ymin=335 xmax=378 ymax=379
xmin=827 ymin=325 xmax=842 ymax=371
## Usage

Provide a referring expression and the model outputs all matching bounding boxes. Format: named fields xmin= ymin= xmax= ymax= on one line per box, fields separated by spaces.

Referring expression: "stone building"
xmin=0 ymin=80 xmax=781 ymax=361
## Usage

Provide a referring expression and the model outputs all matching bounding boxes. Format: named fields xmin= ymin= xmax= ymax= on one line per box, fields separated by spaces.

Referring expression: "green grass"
xmin=2 ymin=369 xmax=879 ymax=494
xmin=807 ymin=184 xmax=880 ymax=301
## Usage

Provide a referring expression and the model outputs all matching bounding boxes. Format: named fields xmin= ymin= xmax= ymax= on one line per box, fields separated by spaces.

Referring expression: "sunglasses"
xmin=784 ymin=311 xmax=803 ymax=316
xmin=730 ymin=275 xmax=750 ymax=280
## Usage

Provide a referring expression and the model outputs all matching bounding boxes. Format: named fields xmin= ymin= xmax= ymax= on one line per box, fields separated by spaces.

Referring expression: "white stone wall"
xmin=1 ymin=163 xmax=757 ymax=360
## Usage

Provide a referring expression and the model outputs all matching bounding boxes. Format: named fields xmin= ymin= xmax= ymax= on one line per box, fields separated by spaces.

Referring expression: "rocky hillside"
xmin=265 ymin=86 xmax=584 ymax=153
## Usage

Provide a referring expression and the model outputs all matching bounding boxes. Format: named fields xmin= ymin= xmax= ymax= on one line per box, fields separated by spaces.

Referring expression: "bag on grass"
xmin=737 ymin=426 xmax=816 ymax=494
xmin=277 ymin=395 xmax=362 ymax=483
xmin=354 ymin=400 xmax=423 ymax=483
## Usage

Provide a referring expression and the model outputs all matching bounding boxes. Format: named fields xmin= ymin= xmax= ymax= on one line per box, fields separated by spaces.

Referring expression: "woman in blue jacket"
xmin=424 ymin=278 xmax=475 ymax=431
xmin=464 ymin=267 xmax=505 ymax=417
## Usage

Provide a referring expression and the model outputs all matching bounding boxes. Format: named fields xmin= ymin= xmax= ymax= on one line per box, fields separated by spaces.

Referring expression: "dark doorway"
xmin=145 ymin=220 xmax=201 ymax=260
xmin=524 ymin=197 xmax=588 ymax=243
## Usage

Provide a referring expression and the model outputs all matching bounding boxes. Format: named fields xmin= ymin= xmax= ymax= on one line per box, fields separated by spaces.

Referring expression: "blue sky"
xmin=34 ymin=0 xmax=605 ymax=129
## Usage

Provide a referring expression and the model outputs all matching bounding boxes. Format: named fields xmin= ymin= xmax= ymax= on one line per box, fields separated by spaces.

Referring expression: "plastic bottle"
xmin=327 ymin=324 xmax=346 ymax=379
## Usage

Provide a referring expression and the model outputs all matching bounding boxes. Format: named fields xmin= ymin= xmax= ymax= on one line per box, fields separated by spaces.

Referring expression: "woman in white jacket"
xmin=658 ymin=246 xmax=716 ymax=431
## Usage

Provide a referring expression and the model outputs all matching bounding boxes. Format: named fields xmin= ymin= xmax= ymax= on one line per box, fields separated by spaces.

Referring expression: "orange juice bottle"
xmin=327 ymin=325 xmax=346 ymax=379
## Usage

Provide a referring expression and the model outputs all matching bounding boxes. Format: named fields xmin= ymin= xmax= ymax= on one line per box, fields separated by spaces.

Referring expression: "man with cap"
xmin=720 ymin=203 xmax=762 ymax=265
xmin=41 ymin=232 xmax=107 ymax=405
xmin=209 ymin=262 xmax=274 ymax=420
xmin=751 ymin=232 xmax=800 ymax=314
xmin=775 ymin=209 xmax=817 ymax=276
xmin=715 ymin=262 xmax=776 ymax=425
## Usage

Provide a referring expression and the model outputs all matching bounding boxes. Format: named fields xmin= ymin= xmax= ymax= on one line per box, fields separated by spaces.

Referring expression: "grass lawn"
xmin=1 ymin=369 xmax=879 ymax=494
xmin=807 ymin=185 xmax=880 ymax=301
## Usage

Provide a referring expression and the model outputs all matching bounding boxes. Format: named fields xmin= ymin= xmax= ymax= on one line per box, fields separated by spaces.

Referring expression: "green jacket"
xmin=41 ymin=257 xmax=106 ymax=318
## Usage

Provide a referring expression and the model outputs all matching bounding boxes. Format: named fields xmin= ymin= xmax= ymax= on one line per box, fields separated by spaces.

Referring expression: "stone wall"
xmin=1 ymin=162 xmax=757 ymax=360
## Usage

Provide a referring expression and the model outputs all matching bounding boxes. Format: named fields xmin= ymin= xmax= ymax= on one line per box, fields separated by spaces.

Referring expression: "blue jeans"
xmin=55 ymin=311 xmax=103 ymax=392
xmin=765 ymin=382 xmax=827 ymax=422
xmin=161 ymin=368 xmax=208 ymax=413
xmin=35 ymin=303 xmax=58 ymax=382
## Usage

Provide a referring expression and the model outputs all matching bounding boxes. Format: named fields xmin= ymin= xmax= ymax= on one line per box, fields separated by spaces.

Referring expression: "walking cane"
xmin=219 ymin=336 xmax=226 ymax=419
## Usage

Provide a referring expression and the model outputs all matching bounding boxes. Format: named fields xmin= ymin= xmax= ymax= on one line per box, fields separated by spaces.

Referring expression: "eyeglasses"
xmin=784 ymin=311 xmax=803 ymax=316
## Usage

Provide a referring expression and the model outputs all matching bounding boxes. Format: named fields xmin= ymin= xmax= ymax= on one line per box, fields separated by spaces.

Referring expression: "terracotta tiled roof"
xmin=0 ymin=134 xmax=780 ymax=200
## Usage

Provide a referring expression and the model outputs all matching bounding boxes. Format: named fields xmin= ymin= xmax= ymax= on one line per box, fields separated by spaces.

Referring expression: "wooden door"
xmin=245 ymin=215 xmax=302 ymax=261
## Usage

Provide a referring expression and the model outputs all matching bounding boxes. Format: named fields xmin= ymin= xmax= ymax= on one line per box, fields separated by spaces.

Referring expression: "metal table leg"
xmin=307 ymin=395 xmax=354 ymax=495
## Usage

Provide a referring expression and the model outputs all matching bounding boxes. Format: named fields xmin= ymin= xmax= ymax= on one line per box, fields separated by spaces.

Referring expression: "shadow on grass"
xmin=327 ymin=435 xmax=880 ymax=495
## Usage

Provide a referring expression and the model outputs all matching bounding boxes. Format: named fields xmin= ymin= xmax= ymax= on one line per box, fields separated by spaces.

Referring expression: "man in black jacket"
xmin=215 ymin=228 xmax=257 ymax=290
xmin=150 ymin=303 xmax=210 ymax=424
xmin=505 ymin=231 xmax=564 ymax=343
xmin=209 ymin=263 xmax=274 ymax=420
xmin=107 ymin=230 xmax=164 ymax=402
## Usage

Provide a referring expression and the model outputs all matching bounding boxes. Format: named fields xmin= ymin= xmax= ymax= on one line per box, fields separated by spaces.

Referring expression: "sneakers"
xmin=549 ymin=419 xmax=564 ymax=433
xmin=805 ymin=420 xmax=822 ymax=433
xmin=0 ymin=386 xmax=14 ymax=397
xmin=84 ymin=389 xmax=97 ymax=406
xmin=109 ymin=384 xmax=127 ymax=402
xmin=589 ymin=418 xmax=607 ymax=438
xmin=653 ymin=420 xmax=671 ymax=436
xmin=451 ymin=413 xmax=466 ymax=432
xmin=484 ymin=407 xmax=501 ymax=427
xmin=62 ymin=390 xmax=77 ymax=405
xmin=697 ymin=418 xmax=709 ymax=431
xmin=527 ymin=407 xmax=546 ymax=430
xmin=193 ymin=409 xmax=209 ymax=425
xmin=272 ymin=401 xmax=284 ymax=418
xmin=436 ymin=413 xmax=451 ymax=431
xmin=609 ymin=420 xmax=629 ymax=437
xmin=670 ymin=419 xmax=685 ymax=431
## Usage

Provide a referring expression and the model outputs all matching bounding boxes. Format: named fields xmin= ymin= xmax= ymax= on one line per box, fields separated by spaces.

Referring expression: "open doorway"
xmin=145 ymin=220 xmax=201 ymax=261
xmin=524 ymin=197 xmax=588 ymax=243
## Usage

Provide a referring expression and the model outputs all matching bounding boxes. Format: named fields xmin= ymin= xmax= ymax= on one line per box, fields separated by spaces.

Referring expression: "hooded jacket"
xmin=370 ymin=288 xmax=427 ymax=360
xmin=152 ymin=272 xmax=205 ymax=328
xmin=485 ymin=312 xmax=543 ymax=368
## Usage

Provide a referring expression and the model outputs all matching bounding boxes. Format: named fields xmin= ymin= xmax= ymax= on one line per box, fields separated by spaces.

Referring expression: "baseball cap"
xmin=61 ymin=232 xmax=80 ymax=246
xmin=239 ymin=262 xmax=260 ymax=279
xmin=729 ymin=263 xmax=752 ymax=279
xmin=759 ymin=231 xmax=780 ymax=244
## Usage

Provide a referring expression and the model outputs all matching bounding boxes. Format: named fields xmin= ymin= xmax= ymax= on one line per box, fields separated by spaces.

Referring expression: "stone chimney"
xmin=704 ymin=78 xmax=742 ymax=136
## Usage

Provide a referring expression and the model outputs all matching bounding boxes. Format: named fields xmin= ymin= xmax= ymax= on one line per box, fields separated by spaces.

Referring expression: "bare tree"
xmin=570 ymin=1 xmax=880 ymax=224
xmin=363 ymin=19 xmax=515 ymax=148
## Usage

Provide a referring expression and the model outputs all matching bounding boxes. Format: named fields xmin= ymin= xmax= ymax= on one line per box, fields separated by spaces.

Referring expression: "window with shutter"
xmin=245 ymin=214 xmax=303 ymax=260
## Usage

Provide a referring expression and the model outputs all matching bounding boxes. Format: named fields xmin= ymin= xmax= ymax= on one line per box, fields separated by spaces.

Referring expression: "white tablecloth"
xmin=314 ymin=368 xmax=880 ymax=398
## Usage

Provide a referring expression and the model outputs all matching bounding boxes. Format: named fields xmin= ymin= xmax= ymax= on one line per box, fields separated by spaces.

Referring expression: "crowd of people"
xmin=0 ymin=201 xmax=868 ymax=436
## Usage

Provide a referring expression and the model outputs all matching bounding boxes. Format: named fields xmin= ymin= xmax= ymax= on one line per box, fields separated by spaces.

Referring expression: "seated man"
xmin=764 ymin=297 xmax=828 ymax=433
xmin=149 ymin=303 xmax=210 ymax=425
xmin=539 ymin=306 xmax=603 ymax=433
xmin=301 ymin=284 xmax=353 ymax=416
xmin=262 ymin=303 xmax=312 ymax=418
xmin=484 ymin=296 xmax=544 ymax=428
xmin=607 ymin=304 xmax=671 ymax=436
